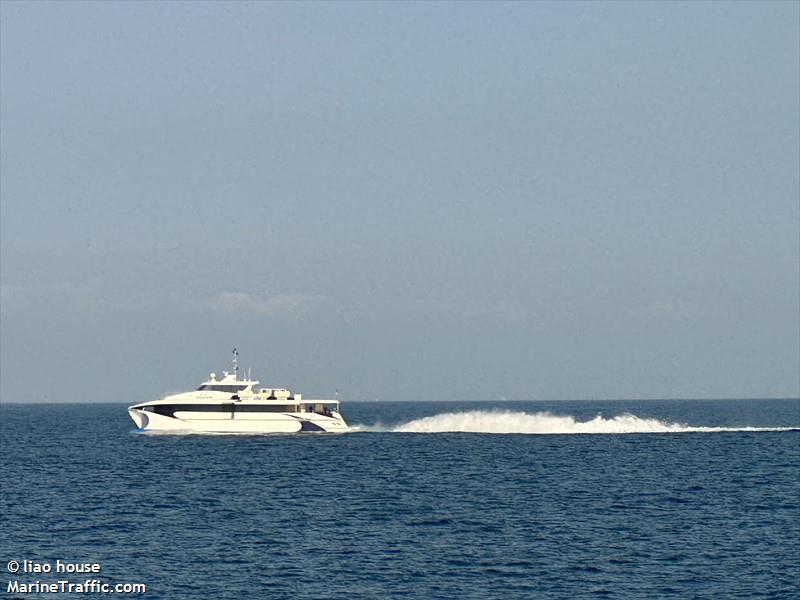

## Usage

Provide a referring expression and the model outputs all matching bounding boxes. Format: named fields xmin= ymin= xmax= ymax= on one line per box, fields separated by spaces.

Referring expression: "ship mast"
xmin=232 ymin=348 xmax=239 ymax=381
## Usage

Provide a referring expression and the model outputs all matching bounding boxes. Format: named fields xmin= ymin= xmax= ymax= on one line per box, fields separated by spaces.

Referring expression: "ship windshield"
xmin=197 ymin=384 xmax=250 ymax=392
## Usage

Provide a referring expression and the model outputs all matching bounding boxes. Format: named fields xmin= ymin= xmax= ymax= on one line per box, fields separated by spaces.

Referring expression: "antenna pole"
xmin=232 ymin=348 xmax=239 ymax=380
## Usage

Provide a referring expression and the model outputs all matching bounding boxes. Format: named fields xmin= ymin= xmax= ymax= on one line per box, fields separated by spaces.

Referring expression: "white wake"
xmin=389 ymin=410 xmax=797 ymax=435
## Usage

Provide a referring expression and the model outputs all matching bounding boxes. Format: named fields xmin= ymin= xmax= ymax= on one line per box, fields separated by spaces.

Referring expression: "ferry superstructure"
xmin=127 ymin=351 xmax=348 ymax=433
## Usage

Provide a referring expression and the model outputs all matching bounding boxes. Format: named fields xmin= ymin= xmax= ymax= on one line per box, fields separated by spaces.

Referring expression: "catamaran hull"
xmin=128 ymin=408 xmax=349 ymax=434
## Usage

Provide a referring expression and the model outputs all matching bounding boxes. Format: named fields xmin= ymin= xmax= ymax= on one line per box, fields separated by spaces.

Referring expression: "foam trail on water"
xmin=390 ymin=410 xmax=797 ymax=435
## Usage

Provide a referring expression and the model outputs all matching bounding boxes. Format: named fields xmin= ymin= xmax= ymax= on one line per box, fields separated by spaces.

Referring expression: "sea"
xmin=1 ymin=399 xmax=798 ymax=599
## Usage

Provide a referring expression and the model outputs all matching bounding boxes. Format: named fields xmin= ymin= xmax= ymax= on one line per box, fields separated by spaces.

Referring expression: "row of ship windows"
xmin=143 ymin=404 xmax=298 ymax=416
xmin=196 ymin=385 xmax=292 ymax=397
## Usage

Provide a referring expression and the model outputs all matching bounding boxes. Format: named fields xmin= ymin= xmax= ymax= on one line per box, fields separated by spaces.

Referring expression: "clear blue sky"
xmin=1 ymin=1 xmax=798 ymax=403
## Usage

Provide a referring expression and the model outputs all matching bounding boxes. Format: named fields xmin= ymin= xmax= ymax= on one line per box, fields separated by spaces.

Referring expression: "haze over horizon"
xmin=1 ymin=1 xmax=798 ymax=404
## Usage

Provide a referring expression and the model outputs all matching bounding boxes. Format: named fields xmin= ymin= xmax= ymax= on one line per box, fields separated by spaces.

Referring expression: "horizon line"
xmin=1 ymin=397 xmax=799 ymax=406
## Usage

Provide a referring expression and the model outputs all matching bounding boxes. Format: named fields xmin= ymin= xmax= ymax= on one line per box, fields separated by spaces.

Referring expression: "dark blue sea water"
xmin=1 ymin=400 xmax=799 ymax=599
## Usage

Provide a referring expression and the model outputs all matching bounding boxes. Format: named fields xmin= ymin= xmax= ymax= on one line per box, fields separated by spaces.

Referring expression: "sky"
xmin=1 ymin=1 xmax=798 ymax=403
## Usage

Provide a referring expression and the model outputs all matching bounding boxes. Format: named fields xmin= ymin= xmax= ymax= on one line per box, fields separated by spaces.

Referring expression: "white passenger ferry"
xmin=128 ymin=351 xmax=348 ymax=433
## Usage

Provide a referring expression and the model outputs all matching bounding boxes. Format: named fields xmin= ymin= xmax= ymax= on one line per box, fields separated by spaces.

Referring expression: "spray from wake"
xmin=387 ymin=410 xmax=797 ymax=435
